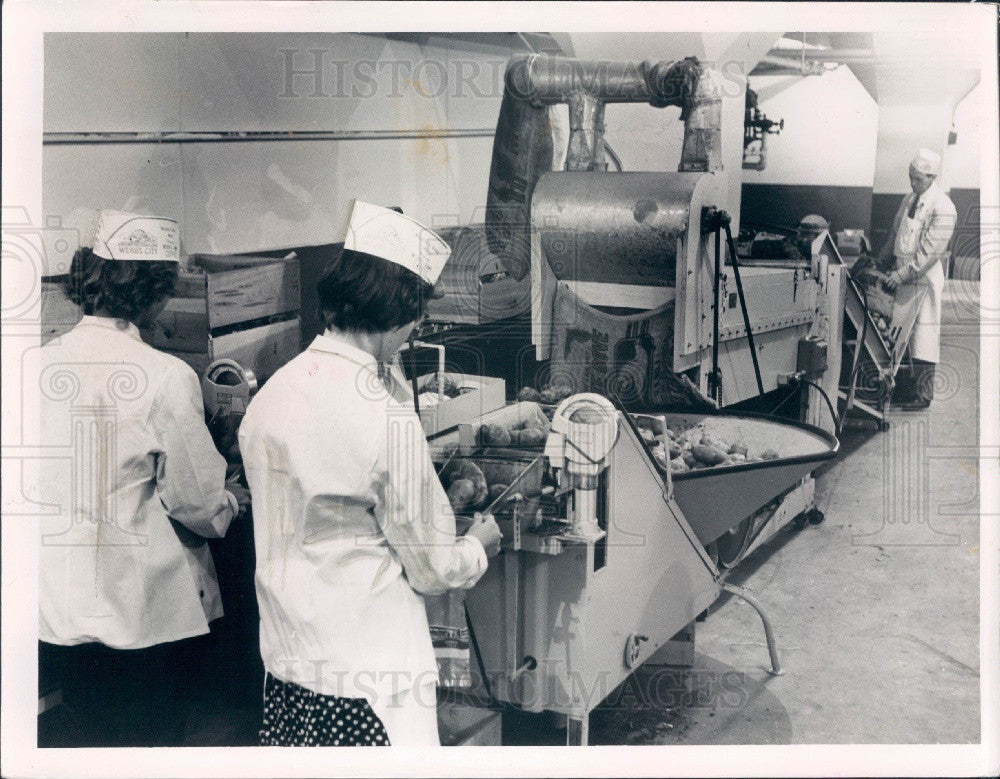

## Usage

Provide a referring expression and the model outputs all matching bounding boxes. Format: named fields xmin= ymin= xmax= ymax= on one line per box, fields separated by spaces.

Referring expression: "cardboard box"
xmin=416 ymin=373 xmax=505 ymax=437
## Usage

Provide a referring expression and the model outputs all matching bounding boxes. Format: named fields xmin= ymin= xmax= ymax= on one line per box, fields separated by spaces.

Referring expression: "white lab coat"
xmin=885 ymin=182 xmax=957 ymax=363
xmin=36 ymin=316 xmax=238 ymax=649
xmin=238 ymin=334 xmax=486 ymax=707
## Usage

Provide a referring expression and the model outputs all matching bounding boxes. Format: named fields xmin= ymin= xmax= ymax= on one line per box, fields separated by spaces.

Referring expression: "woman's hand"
xmin=466 ymin=512 xmax=503 ymax=558
xmin=227 ymin=483 xmax=252 ymax=516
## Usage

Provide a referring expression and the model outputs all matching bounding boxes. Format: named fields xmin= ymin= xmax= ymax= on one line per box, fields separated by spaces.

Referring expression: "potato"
xmin=640 ymin=427 xmax=656 ymax=442
xmin=681 ymin=450 xmax=698 ymax=468
xmin=517 ymin=386 xmax=542 ymax=403
xmin=668 ymin=441 xmax=685 ymax=459
xmin=550 ymin=383 xmax=574 ymax=401
xmin=670 ymin=457 xmax=690 ymax=473
xmin=727 ymin=453 xmax=747 ymax=463
xmin=760 ymin=448 xmax=780 ymax=461
xmin=700 ymin=435 xmax=729 ymax=452
xmin=665 ymin=428 xmax=678 ymax=440
xmin=649 ymin=442 xmax=666 ymax=463
xmin=447 ymin=479 xmax=476 ymax=511
xmin=728 ymin=442 xmax=748 ymax=457
xmin=515 ymin=427 xmax=547 ymax=447
xmin=691 ymin=444 xmax=728 ymax=466
xmin=441 ymin=460 xmax=489 ymax=507
xmin=540 ymin=383 xmax=573 ymax=404
xmin=479 ymin=423 xmax=512 ymax=447
xmin=422 ymin=374 xmax=458 ymax=397
xmin=487 ymin=483 xmax=509 ymax=503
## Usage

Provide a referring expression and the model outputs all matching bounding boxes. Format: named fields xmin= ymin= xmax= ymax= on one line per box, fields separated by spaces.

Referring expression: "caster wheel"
xmin=808 ymin=508 xmax=825 ymax=525
xmin=878 ymin=420 xmax=891 ymax=432
xmin=792 ymin=513 xmax=809 ymax=530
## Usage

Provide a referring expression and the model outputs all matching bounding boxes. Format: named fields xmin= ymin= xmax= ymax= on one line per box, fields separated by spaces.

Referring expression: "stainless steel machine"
xmin=427 ymin=53 xmax=846 ymax=744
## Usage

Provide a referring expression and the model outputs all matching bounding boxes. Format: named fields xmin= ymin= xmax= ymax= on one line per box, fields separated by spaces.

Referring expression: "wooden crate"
xmin=148 ymin=257 xmax=300 ymax=354
xmin=169 ymin=318 xmax=300 ymax=383
xmin=40 ymin=282 xmax=82 ymax=345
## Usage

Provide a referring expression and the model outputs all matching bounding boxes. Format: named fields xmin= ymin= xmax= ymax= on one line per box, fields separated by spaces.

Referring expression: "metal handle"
xmin=509 ymin=656 xmax=537 ymax=682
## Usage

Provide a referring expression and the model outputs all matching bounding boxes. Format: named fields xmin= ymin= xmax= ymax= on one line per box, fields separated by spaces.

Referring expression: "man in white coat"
xmin=880 ymin=148 xmax=957 ymax=409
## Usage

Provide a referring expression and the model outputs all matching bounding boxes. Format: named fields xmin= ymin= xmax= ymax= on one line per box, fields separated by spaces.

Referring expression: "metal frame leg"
xmin=720 ymin=582 xmax=785 ymax=676
xmin=566 ymin=714 xmax=589 ymax=745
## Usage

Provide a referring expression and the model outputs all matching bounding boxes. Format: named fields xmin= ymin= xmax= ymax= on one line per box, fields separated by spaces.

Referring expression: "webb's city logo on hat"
xmin=91 ymin=210 xmax=180 ymax=262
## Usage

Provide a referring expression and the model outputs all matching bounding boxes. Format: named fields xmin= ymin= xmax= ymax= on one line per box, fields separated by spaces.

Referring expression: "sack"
xmin=424 ymin=590 xmax=472 ymax=688
xmin=546 ymin=282 xmax=712 ymax=409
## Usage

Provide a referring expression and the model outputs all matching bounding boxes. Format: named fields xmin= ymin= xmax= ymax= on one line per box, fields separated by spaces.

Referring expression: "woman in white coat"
xmin=239 ymin=201 xmax=502 ymax=747
xmin=38 ymin=211 xmax=250 ymax=746
xmin=880 ymin=148 xmax=957 ymax=409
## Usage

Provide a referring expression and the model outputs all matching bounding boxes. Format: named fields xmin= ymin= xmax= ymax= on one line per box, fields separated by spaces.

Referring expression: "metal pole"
xmin=723 ymin=220 xmax=765 ymax=396
xmin=711 ymin=226 xmax=723 ymax=404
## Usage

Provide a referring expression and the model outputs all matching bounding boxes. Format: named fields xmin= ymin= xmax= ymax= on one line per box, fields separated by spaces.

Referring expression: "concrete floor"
xmin=168 ymin=281 xmax=982 ymax=747
xmin=652 ymin=280 xmax=982 ymax=745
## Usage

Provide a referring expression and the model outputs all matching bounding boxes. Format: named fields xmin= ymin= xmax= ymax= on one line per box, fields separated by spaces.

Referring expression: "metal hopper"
xmin=652 ymin=411 xmax=839 ymax=545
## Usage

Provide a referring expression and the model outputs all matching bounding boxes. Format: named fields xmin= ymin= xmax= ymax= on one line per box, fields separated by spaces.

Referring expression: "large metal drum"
xmin=532 ymin=172 xmax=704 ymax=288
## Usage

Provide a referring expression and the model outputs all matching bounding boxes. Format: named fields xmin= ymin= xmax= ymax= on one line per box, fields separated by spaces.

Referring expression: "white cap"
xmin=799 ymin=214 xmax=829 ymax=230
xmin=910 ymin=148 xmax=942 ymax=176
xmin=91 ymin=210 xmax=180 ymax=262
xmin=343 ymin=200 xmax=450 ymax=285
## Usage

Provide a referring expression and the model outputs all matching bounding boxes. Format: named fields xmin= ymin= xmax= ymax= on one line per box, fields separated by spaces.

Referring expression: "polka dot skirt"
xmin=260 ymin=672 xmax=390 ymax=746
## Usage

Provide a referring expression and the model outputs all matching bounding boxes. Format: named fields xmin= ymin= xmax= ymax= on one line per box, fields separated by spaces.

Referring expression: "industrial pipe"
xmin=485 ymin=54 xmax=722 ymax=280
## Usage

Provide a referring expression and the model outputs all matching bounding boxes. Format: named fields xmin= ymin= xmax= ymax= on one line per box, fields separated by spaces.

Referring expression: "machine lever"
xmin=722 ymin=218 xmax=765 ymax=396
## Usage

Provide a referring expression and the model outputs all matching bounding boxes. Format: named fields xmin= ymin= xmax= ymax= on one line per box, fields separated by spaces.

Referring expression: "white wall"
xmin=43 ymin=32 xmax=762 ymax=274
xmin=872 ymin=102 xmax=954 ymax=195
xmin=742 ymin=66 xmax=878 ymax=187
xmin=43 ymin=32 xmax=508 ymax=273
xmin=942 ymin=80 xmax=984 ymax=192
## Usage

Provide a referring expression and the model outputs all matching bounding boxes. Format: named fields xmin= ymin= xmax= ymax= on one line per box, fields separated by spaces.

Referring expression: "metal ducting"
xmin=484 ymin=54 xmax=722 ymax=280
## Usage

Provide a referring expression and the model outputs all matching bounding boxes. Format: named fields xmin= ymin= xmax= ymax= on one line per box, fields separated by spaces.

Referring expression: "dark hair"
xmin=64 ymin=248 xmax=179 ymax=323
xmin=316 ymin=247 xmax=434 ymax=333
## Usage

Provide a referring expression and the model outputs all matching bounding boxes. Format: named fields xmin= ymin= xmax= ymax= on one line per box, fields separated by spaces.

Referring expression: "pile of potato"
xmin=516 ymin=383 xmax=575 ymax=405
xmin=418 ymin=374 xmax=477 ymax=407
xmin=633 ymin=415 xmax=779 ymax=474
xmin=439 ymin=458 xmax=512 ymax=513
xmin=870 ymin=312 xmax=896 ymax=347
xmin=477 ymin=403 xmax=552 ymax=448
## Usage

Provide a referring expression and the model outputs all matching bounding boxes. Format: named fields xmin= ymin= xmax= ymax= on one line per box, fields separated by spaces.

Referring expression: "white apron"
xmin=894 ymin=205 xmax=944 ymax=363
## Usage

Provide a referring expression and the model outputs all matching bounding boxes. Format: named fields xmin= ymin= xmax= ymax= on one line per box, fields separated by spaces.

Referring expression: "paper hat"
xmin=910 ymin=148 xmax=942 ymax=176
xmin=91 ymin=210 xmax=180 ymax=262
xmin=343 ymin=201 xmax=450 ymax=285
xmin=798 ymin=214 xmax=829 ymax=230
